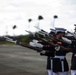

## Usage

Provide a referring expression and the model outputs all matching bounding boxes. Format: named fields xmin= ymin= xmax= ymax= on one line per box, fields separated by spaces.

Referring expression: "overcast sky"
xmin=0 ymin=0 xmax=76 ymax=36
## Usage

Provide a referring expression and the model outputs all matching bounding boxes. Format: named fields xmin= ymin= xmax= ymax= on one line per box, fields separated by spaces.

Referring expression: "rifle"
xmin=34 ymin=26 xmax=50 ymax=37
xmin=34 ymin=26 xmax=71 ymax=45
xmin=4 ymin=36 xmax=43 ymax=52
xmin=4 ymin=35 xmax=55 ymax=58
xmin=25 ymin=30 xmax=36 ymax=37
xmin=25 ymin=30 xmax=57 ymax=47
xmin=4 ymin=36 xmax=17 ymax=44
xmin=25 ymin=30 xmax=56 ymax=56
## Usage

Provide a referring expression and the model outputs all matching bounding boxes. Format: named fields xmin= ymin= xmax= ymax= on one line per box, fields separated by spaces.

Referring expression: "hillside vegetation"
xmin=0 ymin=34 xmax=33 ymax=45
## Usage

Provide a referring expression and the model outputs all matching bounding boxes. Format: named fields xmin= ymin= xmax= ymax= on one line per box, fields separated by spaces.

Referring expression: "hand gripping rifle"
xmin=25 ymin=30 xmax=56 ymax=56
xmin=25 ymin=30 xmax=56 ymax=47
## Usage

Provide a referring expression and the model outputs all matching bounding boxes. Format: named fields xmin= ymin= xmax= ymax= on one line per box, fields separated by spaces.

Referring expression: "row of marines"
xmin=29 ymin=27 xmax=76 ymax=75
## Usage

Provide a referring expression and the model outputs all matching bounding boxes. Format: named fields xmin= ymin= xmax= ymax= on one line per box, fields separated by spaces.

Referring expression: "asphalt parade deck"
xmin=0 ymin=45 xmax=72 ymax=75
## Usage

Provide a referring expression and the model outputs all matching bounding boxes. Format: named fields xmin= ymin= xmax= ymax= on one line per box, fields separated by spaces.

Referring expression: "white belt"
xmin=55 ymin=56 xmax=65 ymax=59
xmin=55 ymin=56 xmax=65 ymax=72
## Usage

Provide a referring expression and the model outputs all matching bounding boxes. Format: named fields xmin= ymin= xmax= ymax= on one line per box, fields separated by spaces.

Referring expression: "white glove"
xmin=40 ymin=50 xmax=46 ymax=54
xmin=29 ymin=42 xmax=36 ymax=47
xmin=33 ymin=39 xmax=38 ymax=43
xmin=29 ymin=41 xmax=43 ymax=48
xmin=35 ymin=43 xmax=43 ymax=48
xmin=62 ymin=37 xmax=72 ymax=44
xmin=32 ymin=39 xmax=43 ymax=48
xmin=55 ymin=46 xmax=60 ymax=51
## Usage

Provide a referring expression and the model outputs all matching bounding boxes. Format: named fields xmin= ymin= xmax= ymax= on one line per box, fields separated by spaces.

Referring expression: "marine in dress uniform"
xmin=61 ymin=34 xmax=76 ymax=75
xmin=62 ymin=26 xmax=76 ymax=75
xmin=53 ymin=28 xmax=69 ymax=75
xmin=40 ymin=30 xmax=56 ymax=75
xmin=41 ymin=44 xmax=55 ymax=75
